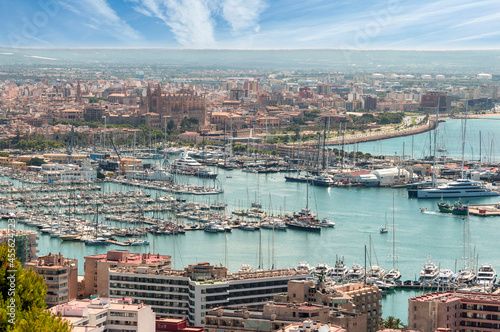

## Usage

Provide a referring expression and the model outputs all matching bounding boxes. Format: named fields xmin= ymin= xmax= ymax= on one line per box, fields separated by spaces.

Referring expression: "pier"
xmin=468 ymin=203 xmax=500 ymax=217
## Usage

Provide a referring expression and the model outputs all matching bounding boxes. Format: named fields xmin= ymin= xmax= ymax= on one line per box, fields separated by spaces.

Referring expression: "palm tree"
xmin=380 ymin=316 xmax=407 ymax=330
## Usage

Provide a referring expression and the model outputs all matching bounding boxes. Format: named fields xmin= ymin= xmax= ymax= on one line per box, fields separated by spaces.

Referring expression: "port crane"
xmin=110 ymin=137 xmax=126 ymax=175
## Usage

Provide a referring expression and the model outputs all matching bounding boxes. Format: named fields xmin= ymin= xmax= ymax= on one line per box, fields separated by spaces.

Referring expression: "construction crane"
xmin=66 ymin=126 xmax=75 ymax=164
xmin=110 ymin=137 xmax=126 ymax=175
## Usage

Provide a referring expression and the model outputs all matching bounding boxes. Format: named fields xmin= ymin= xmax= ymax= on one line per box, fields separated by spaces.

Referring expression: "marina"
xmin=0 ymin=117 xmax=500 ymax=323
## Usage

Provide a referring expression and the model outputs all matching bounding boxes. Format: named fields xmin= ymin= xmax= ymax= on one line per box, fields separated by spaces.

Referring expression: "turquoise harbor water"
xmin=1 ymin=118 xmax=499 ymax=323
xmin=339 ymin=117 xmax=500 ymax=161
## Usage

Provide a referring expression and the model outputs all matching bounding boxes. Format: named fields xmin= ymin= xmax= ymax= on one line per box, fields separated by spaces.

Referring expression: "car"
xmin=403 ymin=280 xmax=412 ymax=285
xmin=413 ymin=281 xmax=421 ymax=286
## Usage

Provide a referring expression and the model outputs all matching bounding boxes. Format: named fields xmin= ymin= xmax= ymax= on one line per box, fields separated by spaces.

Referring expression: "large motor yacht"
xmin=330 ymin=259 xmax=349 ymax=282
xmin=419 ymin=260 xmax=440 ymax=284
xmin=345 ymin=264 xmax=365 ymax=282
xmin=408 ymin=179 xmax=499 ymax=199
xmin=476 ymin=264 xmax=496 ymax=286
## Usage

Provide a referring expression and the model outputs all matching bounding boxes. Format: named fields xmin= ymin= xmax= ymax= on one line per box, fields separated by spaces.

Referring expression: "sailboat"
xmin=285 ymin=129 xmax=312 ymax=183
xmin=285 ymin=178 xmax=321 ymax=232
xmin=86 ymin=204 xmax=109 ymax=246
xmin=366 ymin=235 xmax=386 ymax=284
xmin=384 ymin=194 xmax=401 ymax=282
xmin=380 ymin=212 xmax=388 ymax=233
xmin=456 ymin=211 xmax=476 ymax=285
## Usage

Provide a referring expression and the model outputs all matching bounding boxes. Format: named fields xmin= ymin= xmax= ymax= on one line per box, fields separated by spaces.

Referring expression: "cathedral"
xmin=140 ymin=85 xmax=207 ymax=128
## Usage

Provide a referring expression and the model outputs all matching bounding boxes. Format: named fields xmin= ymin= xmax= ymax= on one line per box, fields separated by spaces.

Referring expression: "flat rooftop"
xmin=410 ymin=291 xmax=500 ymax=303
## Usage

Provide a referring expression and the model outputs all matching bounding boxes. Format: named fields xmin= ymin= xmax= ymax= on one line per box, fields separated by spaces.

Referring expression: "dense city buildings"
xmin=108 ymin=261 xmax=309 ymax=325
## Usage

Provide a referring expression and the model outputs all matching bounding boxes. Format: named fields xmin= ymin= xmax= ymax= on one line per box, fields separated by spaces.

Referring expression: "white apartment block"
xmin=49 ymin=297 xmax=155 ymax=332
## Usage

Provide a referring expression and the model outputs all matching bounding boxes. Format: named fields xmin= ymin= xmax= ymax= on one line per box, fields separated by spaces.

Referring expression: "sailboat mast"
xmin=461 ymin=101 xmax=469 ymax=179
xmin=258 ymin=228 xmax=263 ymax=269
xmin=431 ymin=99 xmax=440 ymax=187
xmin=392 ymin=193 xmax=395 ymax=270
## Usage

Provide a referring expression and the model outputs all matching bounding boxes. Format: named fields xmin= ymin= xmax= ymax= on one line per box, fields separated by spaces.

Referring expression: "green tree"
xmin=96 ymin=171 xmax=105 ymax=179
xmin=0 ymin=245 xmax=71 ymax=331
xmin=380 ymin=316 xmax=406 ymax=330
xmin=0 ymin=152 xmax=9 ymax=158
xmin=26 ymin=158 xmax=46 ymax=166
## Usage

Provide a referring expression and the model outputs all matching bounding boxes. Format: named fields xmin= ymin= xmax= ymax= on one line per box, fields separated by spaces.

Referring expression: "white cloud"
xmin=62 ymin=0 xmax=141 ymax=41
xmin=129 ymin=0 xmax=267 ymax=47
xmin=221 ymin=0 xmax=267 ymax=34
xmin=129 ymin=0 xmax=217 ymax=48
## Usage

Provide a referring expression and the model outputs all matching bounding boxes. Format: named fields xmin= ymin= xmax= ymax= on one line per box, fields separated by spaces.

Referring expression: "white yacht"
xmin=456 ymin=268 xmax=476 ymax=285
xmin=297 ymin=261 xmax=314 ymax=274
xmin=436 ymin=269 xmax=456 ymax=286
xmin=419 ymin=260 xmax=440 ymax=284
xmin=366 ymin=265 xmax=386 ymax=284
xmin=409 ymin=179 xmax=499 ymax=199
xmin=314 ymin=263 xmax=332 ymax=277
xmin=476 ymin=264 xmax=496 ymax=286
xmin=330 ymin=259 xmax=349 ymax=282
xmin=345 ymin=264 xmax=365 ymax=282
xmin=318 ymin=218 xmax=335 ymax=227
xmin=383 ymin=269 xmax=401 ymax=282
xmin=171 ymin=152 xmax=203 ymax=170
xmin=126 ymin=169 xmax=172 ymax=181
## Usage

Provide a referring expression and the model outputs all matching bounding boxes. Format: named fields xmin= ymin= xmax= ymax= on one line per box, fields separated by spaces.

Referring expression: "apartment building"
xmin=25 ymin=253 xmax=78 ymax=307
xmin=409 ymin=291 xmax=500 ymax=332
xmin=50 ymin=297 xmax=155 ymax=332
xmin=284 ymin=280 xmax=379 ymax=332
xmin=84 ymin=250 xmax=171 ymax=298
xmin=0 ymin=229 xmax=38 ymax=264
xmin=108 ymin=262 xmax=309 ymax=326
xmin=205 ymin=302 xmax=332 ymax=332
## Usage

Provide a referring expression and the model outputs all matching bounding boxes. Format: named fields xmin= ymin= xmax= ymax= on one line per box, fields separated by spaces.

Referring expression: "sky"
xmin=1 ymin=0 xmax=499 ymax=49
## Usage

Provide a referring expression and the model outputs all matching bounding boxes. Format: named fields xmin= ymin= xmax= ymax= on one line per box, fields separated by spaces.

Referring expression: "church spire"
xmin=76 ymin=80 xmax=82 ymax=103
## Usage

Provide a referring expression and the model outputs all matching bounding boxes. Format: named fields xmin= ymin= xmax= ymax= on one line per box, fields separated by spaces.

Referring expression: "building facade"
xmin=25 ymin=253 xmax=78 ymax=307
xmin=84 ymin=250 xmax=171 ymax=298
xmin=0 ymin=229 xmax=38 ymax=264
xmin=50 ymin=297 xmax=155 ymax=332
xmin=108 ymin=262 xmax=309 ymax=326
xmin=409 ymin=291 xmax=500 ymax=332
xmin=141 ymin=86 xmax=207 ymax=127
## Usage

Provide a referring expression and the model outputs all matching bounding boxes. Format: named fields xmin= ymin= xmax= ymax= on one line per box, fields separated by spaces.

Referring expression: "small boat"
xmin=239 ymin=224 xmax=256 ymax=231
xmin=238 ymin=264 xmax=254 ymax=273
xmin=125 ymin=238 xmax=150 ymax=246
xmin=85 ymin=237 xmax=109 ymax=246
xmin=319 ymin=218 xmax=335 ymax=227
xmin=380 ymin=227 xmax=388 ymax=234
xmin=437 ymin=202 xmax=453 ymax=213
